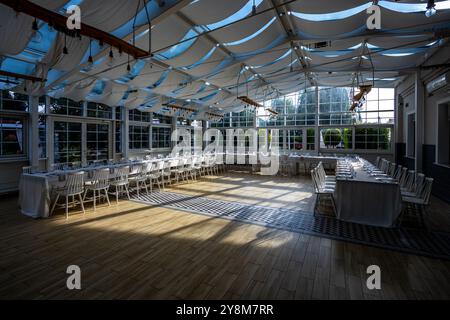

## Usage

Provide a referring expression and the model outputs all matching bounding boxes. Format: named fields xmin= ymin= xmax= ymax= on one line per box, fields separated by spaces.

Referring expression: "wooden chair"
xmin=109 ymin=166 xmax=130 ymax=203
xmin=129 ymin=164 xmax=149 ymax=199
xmin=147 ymin=162 xmax=162 ymax=193
xmin=50 ymin=171 xmax=85 ymax=219
xmin=83 ymin=168 xmax=110 ymax=211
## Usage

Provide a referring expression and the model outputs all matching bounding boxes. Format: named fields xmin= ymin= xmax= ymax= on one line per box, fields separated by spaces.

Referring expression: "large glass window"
xmin=39 ymin=115 xmax=46 ymax=159
xmin=320 ymin=128 xmax=353 ymax=149
xmin=87 ymin=102 xmax=112 ymax=119
xmin=319 ymin=87 xmax=353 ymax=126
xmin=306 ymin=128 xmax=315 ymax=151
xmin=49 ymin=98 xmax=83 ymax=116
xmin=0 ymin=117 xmax=25 ymax=157
xmin=0 ymin=90 xmax=29 ymax=112
xmin=286 ymin=130 xmax=303 ymax=151
xmin=87 ymin=123 xmax=109 ymax=162
xmin=152 ymin=127 xmax=172 ymax=149
xmin=355 ymin=127 xmax=392 ymax=151
xmin=230 ymin=109 xmax=255 ymax=127
xmin=54 ymin=122 xmax=82 ymax=164
xmin=129 ymin=125 xmax=150 ymax=150
xmin=129 ymin=110 xmax=150 ymax=122
xmin=153 ymin=114 xmax=172 ymax=125
xmin=356 ymin=88 xmax=395 ymax=124
xmin=115 ymin=107 xmax=123 ymax=154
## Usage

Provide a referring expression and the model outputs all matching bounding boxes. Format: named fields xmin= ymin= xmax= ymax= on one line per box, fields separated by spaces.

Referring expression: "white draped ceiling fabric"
xmin=1 ymin=0 xmax=450 ymax=118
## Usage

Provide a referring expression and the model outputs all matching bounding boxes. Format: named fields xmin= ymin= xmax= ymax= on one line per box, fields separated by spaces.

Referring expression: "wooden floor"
xmin=1 ymin=172 xmax=450 ymax=300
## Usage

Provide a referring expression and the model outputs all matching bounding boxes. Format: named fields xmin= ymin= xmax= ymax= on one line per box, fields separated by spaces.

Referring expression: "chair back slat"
xmin=91 ymin=168 xmax=110 ymax=189
xmin=399 ymin=167 xmax=408 ymax=186
xmin=393 ymin=165 xmax=403 ymax=181
xmin=413 ymin=173 xmax=425 ymax=194
xmin=388 ymin=163 xmax=397 ymax=177
xmin=65 ymin=171 xmax=85 ymax=195
xmin=114 ymin=166 xmax=129 ymax=183
xmin=422 ymin=178 xmax=434 ymax=205
xmin=404 ymin=170 xmax=415 ymax=191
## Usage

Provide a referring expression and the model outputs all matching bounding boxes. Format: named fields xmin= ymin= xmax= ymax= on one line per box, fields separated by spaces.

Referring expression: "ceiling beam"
xmin=39 ymin=0 xmax=200 ymax=106
xmin=268 ymin=0 xmax=316 ymax=87
xmin=0 ymin=0 xmax=149 ymax=58
xmin=0 ymin=70 xmax=46 ymax=82
xmin=291 ymin=29 xmax=450 ymax=44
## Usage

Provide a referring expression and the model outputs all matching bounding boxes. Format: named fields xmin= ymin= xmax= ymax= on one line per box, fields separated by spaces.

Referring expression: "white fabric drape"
xmin=0 ymin=0 xmax=66 ymax=55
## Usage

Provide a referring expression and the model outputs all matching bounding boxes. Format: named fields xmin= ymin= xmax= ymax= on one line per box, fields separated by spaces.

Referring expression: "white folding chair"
xmin=311 ymin=168 xmax=337 ymax=216
xmin=399 ymin=178 xmax=434 ymax=228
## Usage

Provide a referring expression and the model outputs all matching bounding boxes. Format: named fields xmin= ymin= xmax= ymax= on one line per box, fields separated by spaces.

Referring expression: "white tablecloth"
xmin=334 ymin=161 xmax=402 ymax=228
xmin=19 ymin=174 xmax=60 ymax=219
xmin=288 ymin=155 xmax=339 ymax=175
xmin=17 ymin=157 xmax=193 ymax=218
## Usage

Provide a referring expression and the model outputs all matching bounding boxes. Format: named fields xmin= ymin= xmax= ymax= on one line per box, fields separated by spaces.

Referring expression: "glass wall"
xmin=207 ymin=86 xmax=394 ymax=153
xmin=0 ymin=116 xmax=25 ymax=157
xmin=86 ymin=123 xmax=109 ymax=162
xmin=152 ymin=127 xmax=171 ymax=149
xmin=53 ymin=121 xmax=82 ymax=164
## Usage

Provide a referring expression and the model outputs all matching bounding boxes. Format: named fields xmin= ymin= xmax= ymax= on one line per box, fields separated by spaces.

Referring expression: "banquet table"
xmin=18 ymin=157 xmax=180 ymax=219
xmin=288 ymin=155 xmax=339 ymax=175
xmin=333 ymin=159 xmax=402 ymax=228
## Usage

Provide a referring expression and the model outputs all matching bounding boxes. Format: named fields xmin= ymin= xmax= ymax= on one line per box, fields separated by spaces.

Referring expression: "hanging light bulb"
xmin=32 ymin=19 xmax=38 ymax=31
xmin=63 ymin=34 xmax=69 ymax=55
xmin=425 ymin=0 xmax=436 ymax=17
xmin=87 ymin=40 xmax=94 ymax=65
xmin=127 ymin=55 xmax=131 ymax=72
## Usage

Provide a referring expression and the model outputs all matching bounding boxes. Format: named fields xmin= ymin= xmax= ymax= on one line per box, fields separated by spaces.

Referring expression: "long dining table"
xmin=18 ymin=157 xmax=180 ymax=219
xmin=333 ymin=158 xmax=402 ymax=228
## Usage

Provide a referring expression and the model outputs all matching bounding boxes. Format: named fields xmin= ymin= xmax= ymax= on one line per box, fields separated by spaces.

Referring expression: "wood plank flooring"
xmin=0 ymin=173 xmax=449 ymax=299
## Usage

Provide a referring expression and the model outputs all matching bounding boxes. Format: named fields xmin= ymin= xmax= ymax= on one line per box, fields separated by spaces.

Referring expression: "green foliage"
xmin=323 ymin=128 xmax=342 ymax=147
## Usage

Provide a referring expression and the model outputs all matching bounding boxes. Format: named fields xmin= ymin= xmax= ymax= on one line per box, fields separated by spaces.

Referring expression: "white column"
xmin=314 ymin=86 xmax=320 ymax=154
xmin=415 ymin=71 xmax=425 ymax=173
xmin=123 ymin=108 xmax=129 ymax=159
xmin=29 ymin=96 xmax=40 ymax=168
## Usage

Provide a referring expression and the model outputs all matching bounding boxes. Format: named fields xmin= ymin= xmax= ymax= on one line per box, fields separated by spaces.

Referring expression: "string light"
xmin=87 ymin=40 xmax=93 ymax=65
xmin=32 ymin=19 xmax=38 ymax=31
xmin=425 ymin=0 xmax=436 ymax=17
xmin=63 ymin=34 xmax=68 ymax=55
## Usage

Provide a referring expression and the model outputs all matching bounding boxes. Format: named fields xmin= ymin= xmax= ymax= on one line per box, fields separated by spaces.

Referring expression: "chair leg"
xmin=156 ymin=179 xmax=161 ymax=191
xmin=313 ymin=194 xmax=319 ymax=216
xmin=125 ymin=184 xmax=130 ymax=200
xmin=65 ymin=195 xmax=69 ymax=220
xmin=79 ymin=194 xmax=85 ymax=214
xmin=50 ymin=194 xmax=60 ymax=216
xmin=137 ymin=182 xmax=140 ymax=199
xmin=330 ymin=195 xmax=337 ymax=217
xmin=92 ymin=190 xmax=97 ymax=212
xmin=116 ymin=187 xmax=119 ymax=204
xmin=105 ymin=189 xmax=111 ymax=206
